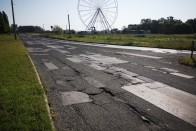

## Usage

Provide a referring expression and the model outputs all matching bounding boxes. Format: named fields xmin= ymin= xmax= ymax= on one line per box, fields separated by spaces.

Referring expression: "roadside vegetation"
xmin=179 ymin=57 xmax=196 ymax=68
xmin=0 ymin=35 xmax=52 ymax=130
xmin=41 ymin=33 xmax=196 ymax=51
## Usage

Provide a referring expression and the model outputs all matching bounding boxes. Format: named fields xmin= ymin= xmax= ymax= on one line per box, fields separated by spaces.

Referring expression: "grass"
xmin=41 ymin=33 xmax=196 ymax=50
xmin=0 ymin=34 xmax=52 ymax=130
xmin=179 ymin=56 xmax=196 ymax=68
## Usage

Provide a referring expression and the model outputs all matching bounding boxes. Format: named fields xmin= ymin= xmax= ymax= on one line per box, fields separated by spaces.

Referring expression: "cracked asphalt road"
xmin=21 ymin=34 xmax=196 ymax=131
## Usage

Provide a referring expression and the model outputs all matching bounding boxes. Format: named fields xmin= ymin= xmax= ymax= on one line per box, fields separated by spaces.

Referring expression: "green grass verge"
xmin=0 ymin=35 xmax=52 ymax=130
xmin=179 ymin=56 xmax=196 ymax=68
xmin=41 ymin=33 xmax=196 ymax=50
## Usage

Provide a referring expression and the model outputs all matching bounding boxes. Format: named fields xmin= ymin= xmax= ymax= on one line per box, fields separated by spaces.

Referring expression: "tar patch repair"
xmin=61 ymin=91 xmax=93 ymax=106
xmin=44 ymin=63 xmax=59 ymax=70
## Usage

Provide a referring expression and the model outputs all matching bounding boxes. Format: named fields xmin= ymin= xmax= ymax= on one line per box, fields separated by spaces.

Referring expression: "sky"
xmin=0 ymin=0 xmax=196 ymax=31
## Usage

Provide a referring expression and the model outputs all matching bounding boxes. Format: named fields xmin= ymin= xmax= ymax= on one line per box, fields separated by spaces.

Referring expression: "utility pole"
xmin=68 ymin=14 xmax=71 ymax=38
xmin=191 ymin=41 xmax=195 ymax=58
xmin=11 ymin=0 xmax=17 ymax=40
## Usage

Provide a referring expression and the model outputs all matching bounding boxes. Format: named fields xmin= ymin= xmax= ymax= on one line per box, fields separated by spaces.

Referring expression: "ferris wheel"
xmin=77 ymin=0 xmax=118 ymax=33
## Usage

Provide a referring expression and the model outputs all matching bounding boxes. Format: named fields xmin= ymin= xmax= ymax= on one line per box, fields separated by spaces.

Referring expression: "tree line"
xmin=0 ymin=11 xmax=10 ymax=34
xmin=125 ymin=16 xmax=196 ymax=34
xmin=17 ymin=26 xmax=44 ymax=33
xmin=1 ymin=11 xmax=196 ymax=35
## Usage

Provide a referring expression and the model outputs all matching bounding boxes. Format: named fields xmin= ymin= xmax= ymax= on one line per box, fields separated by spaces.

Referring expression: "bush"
xmin=76 ymin=34 xmax=85 ymax=37
xmin=52 ymin=25 xmax=63 ymax=35
xmin=135 ymin=34 xmax=146 ymax=37
xmin=179 ymin=57 xmax=196 ymax=67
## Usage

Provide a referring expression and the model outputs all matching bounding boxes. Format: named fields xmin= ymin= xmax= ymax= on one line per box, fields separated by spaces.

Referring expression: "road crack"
xmin=113 ymin=97 xmax=168 ymax=130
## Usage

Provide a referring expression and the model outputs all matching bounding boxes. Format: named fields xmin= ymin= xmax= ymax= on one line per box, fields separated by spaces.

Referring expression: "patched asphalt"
xmin=21 ymin=34 xmax=196 ymax=131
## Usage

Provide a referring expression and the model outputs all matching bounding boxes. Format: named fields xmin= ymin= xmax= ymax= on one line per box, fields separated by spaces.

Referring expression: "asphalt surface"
xmin=21 ymin=34 xmax=196 ymax=131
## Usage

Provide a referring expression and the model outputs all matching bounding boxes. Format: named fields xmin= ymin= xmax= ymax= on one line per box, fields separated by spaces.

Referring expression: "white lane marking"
xmin=170 ymin=73 xmax=194 ymax=79
xmin=109 ymin=66 xmax=138 ymax=77
xmin=62 ymin=41 xmax=193 ymax=54
xmin=143 ymin=82 xmax=168 ymax=89
xmin=85 ymin=51 xmax=98 ymax=55
xmin=44 ymin=63 xmax=59 ymax=70
xmin=147 ymin=67 xmax=193 ymax=79
xmin=40 ymin=38 xmax=196 ymax=54
xmin=55 ymin=49 xmax=70 ymax=54
xmin=144 ymin=66 xmax=155 ymax=69
xmin=161 ymin=68 xmax=178 ymax=73
xmin=80 ymin=54 xmax=128 ymax=65
xmin=85 ymin=61 xmax=196 ymax=126
xmin=27 ymin=47 xmax=50 ymax=53
xmin=159 ymin=61 xmax=172 ymax=64
xmin=122 ymin=84 xmax=196 ymax=127
xmin=155 ymin=86 xmax=196 ymax=107
xmin=68 ymin=47 xmax=76 ymax=50
xmin=104 ymin=65 xmax=196 ymax=107
xmin=47 ymin=45 xmax=64 ymax=49
xmin=152 ymin=69 xmax=167 ymax=74
xmin=66 ymin=54 xmax=128 ymax=65
xmin=137 ymin=76 xmax=154 ymax=83
xmin=64 ymin=45 xmax=76 ymax=49
xmin=67 ymin=52 xmax=194 ymax=79
xmin=88 ymin=64 xmax=106 ymax=70
xmin=117 ymin=52 xmax=162 ymax=59
xmin=85 ymin=77 xmax=105 ymax=88
xmin=120 ymin=74 xmax=145 ymax=84
xmin=66 ymin=57 xmax=82 ymax=63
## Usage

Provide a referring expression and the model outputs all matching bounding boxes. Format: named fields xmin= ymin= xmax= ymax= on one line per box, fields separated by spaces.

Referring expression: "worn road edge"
xmin=28 ymin=54 xmax=55 ymax=131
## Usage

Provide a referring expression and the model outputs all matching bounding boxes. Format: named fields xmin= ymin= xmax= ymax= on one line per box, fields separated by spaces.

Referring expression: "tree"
xmin=140 ymin=18 xmax=151 ymax=30
xmin=52 ymin=25 xmax=63 ymax=34
xmin=128 ymin=24 xmax=138 ymax=30
xmin=173 ymin=23 xmax=193 ymax=34
xmin=140 ymin=18 xmax=151 ymax=25
xmin=2 ymin=11 xmax=10 ymax=33
xmin=166 ymin=16 xmax=174 ymax=23
xmin=0 ymin=11 xmax=10 ymax=34
xmin=158 ymin=17 xmax=182 ymax=34
xmin=122 ymin=26 xmax=129 ymax=34
xmin=186 ymin=19 xmax=196 ymax=33
xmin=125 ymin=16 xmax=195 ymax=34
xmin=69 ymin=29 xmax=76 ymax=34
xmin=0 ymin=12 xmax=3 ymax=34
xmin=150 ymin=20 xmax=160 ymax=34
xmin=158 ymin=18 xmax=167 ymax=24
xmin=18 ymin=26 xmax=43 ymax=33
xmin=111 ymin=28 xmax=118 ymax=34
